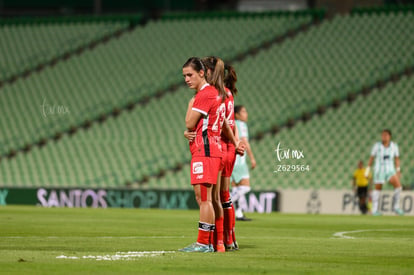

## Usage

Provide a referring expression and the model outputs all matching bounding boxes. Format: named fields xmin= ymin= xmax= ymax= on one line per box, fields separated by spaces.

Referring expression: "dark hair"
xmin=382 ymin=129 xmax=392 ymax=137
xmin=234 ymin=105 xmax=244 ymax=114
xmin=182 ymin=57 xmax=206 ymax=76
xmin=201 ymin=56 xmax=226 ymax=101
xmin=224 ymin=64 xmax=238 ymax=96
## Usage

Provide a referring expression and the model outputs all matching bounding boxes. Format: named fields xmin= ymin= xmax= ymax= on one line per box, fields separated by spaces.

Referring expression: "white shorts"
xmin=374 ymin=169 xmax=396 ymax=184
xmin=231 ymin=162 xmax=249 ymax=184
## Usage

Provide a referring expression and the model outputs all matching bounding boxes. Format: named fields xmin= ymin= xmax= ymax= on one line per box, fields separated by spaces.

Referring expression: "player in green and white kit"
xmin=231 ymin=105 xmax=256 ymax=221
xmin=366 ymin=129 xmax=404 ymax=216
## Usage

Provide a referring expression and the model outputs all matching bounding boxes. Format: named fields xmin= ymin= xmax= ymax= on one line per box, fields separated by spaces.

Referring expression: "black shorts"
xmin=356 ymin=186 xmax=368 ymax=198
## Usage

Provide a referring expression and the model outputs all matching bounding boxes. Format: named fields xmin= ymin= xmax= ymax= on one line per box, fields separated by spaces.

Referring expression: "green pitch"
xmin=1 ymin=206 xmax=413 ymax=274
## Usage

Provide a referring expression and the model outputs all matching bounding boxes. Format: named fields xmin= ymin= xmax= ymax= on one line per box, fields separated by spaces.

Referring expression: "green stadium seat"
xmin=1 ymin=11 xmax=413 ymax=190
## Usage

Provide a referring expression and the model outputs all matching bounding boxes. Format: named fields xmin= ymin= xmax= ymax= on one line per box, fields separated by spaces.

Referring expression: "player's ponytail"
xmin=211 ymin=58 xmax=226 ymax=101
xmin=224 ymin=64 xmax=238 ymax=96
xmin=202 ymin=56 xmax=226 ymax=101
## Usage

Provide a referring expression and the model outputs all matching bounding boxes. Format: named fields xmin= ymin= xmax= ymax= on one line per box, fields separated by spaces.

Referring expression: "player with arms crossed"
xmin=365 ymin=129 xmax=404 ymax=216
xmin=185 ymin=57 xmax=241 ymax=251
xmin=180 ymin=57 xmax=243 ymax=252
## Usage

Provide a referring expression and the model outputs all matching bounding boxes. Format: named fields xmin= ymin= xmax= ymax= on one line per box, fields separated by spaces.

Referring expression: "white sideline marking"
xmin=56 ymin=251 xmax=175 ymax=261
xmin=332 ymin=229 xmax=399 ymax=239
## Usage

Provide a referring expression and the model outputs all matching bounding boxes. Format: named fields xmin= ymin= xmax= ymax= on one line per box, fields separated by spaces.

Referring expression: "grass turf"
xmin=0 ymin=206 xmax=413 ymax=274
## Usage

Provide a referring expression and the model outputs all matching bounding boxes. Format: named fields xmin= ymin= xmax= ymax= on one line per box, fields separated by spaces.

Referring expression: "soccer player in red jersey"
xmin=179 ymin=57 xmax=242 ymax=253
xmin=186 ymin=57 xmax=241 ymax=252
xmin=221 ymin=63 xmax=239 ymax=250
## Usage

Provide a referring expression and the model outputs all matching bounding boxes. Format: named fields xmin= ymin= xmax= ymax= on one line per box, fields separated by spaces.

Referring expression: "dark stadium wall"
xmin=0 ymin=0 xmax=235 ymax=16
xmin=314 ymin=0 xmax=382 ymax=15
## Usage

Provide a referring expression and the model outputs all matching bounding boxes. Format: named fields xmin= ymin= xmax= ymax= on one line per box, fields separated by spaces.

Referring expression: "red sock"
xmin=209 ymin=224 xmax=216 ymax=248
xmin=197 ymin=222 xmax=210 ymax=245
xmin=221 ymin=190 xmax=233 ymax=246
xmin=220 ymin=190 xmax=230 ymax=203
xmin=231 ymin=204 xmax=237 ymax=243
xmin=225 ymin=210 xmax=234 ymax=245
xmin=215 ymin=216 xmax=224 ymax=246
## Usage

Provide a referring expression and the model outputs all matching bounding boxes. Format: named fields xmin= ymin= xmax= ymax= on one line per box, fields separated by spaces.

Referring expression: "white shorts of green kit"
xmin=374 ymin=168 xmax=396 ymax=184
xmin=231 ymin=162 xmax=250 ymax=184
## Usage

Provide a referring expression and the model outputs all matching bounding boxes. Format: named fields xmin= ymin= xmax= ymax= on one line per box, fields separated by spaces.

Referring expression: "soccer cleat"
xmin=372 ymin=212 xmax=382 ymax=216
xmin=216 ymin=243 xmax=225 ymax=253
xmin=225 ymin=243 xmax=236 ymax=252
xmin=179 ymin=243 xmax=212 ymax=253
xmin=394 ymin=208 xmax=404 ymax=216
xmin=233 ymin=241 xmax=239 ymax=250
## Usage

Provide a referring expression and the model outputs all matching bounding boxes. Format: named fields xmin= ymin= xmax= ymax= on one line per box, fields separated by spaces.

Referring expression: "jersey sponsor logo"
xmin=192 ymin=162 xmax=203 ymax=175
xmin=196 ymin=175 xmax=203 ymax=179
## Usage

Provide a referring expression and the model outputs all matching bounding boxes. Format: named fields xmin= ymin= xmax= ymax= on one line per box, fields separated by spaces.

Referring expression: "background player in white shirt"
xmin=365 ymin=129 xmax=404 ymax=216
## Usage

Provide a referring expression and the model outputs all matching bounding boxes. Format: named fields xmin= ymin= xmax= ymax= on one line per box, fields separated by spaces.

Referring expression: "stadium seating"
xmin=251 ymin=75 xmax=414 ymax=190
xmin=3 ymin=71 xmax=411 ymax=189
xmin=0 ymin=12 xmax=312 ymax=156
xmin=144 ymin=74 xmax=414 ymax=190
xmin=0 ymin=9 xmax=413 ymax=191
xmin=234 ymin=11 xmax=414 ymax=136
xmin=0 ymin=20 xmax=129 ymax=81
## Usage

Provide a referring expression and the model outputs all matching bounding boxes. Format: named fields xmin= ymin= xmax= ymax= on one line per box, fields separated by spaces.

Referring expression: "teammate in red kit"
xmin=220 ymin=63 xmax=239 ymax=251
xmin=179 ymin=57 xmax=242 ymax=253
xmin=185 ymin=57 xmax=240 ymax=252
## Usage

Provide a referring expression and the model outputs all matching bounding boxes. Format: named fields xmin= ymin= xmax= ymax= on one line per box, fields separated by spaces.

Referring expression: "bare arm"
xmin=184 ymin=98 xmax=197 ymax=141
xmin=365 ymin=156 xmax=374 ymax=178
xmin=185 ymin=98 xmax=194 ymax=122
xmin=234 ymin=122 xmax=239 ymax=140
xmin=222 ymin=119 xmax=245 ymax=155
xmin=222 ymin=119 xmax=237 ymax=147
xmin=186 ymin=110 xmax=202 ymax=131
xmin=395 ymin=156 xmax=401 ymax=178
xmin=185 ymin=97 xmax=204 ymax=131
xmin=242 ymin=136 xmax=256 ymax=169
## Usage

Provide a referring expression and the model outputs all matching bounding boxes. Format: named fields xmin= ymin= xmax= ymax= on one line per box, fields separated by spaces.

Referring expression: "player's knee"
xmin=212 ymin=196 xmax=221 ymax=208
xmin=194 ymin=195 xmax=201 ymax=206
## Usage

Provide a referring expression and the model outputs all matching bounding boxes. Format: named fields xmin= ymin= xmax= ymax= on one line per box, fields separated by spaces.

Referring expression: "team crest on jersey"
xmin=192 ymin=162 xmax=203 ymax=174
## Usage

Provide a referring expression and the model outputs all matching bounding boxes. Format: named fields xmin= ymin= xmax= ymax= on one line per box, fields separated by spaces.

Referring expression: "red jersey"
xmin=221 ymin=88 xmax=235 ymax=145
xmin=190 ymin=84 xmax=225 ymax=158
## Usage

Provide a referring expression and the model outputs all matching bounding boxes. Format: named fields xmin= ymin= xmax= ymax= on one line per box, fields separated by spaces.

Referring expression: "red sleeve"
xmin=192 ymin=89 xmax=212 ymax=116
